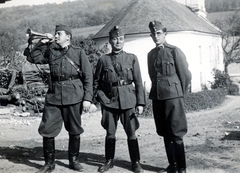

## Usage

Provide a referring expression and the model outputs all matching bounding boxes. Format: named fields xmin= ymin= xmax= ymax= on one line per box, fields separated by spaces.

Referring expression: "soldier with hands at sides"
xmin=93 ymin=26 xmax=146 ymax=173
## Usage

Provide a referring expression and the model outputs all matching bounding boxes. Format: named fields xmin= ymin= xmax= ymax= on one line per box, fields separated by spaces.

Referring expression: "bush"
xmin=210 ymin=68 xmax=239 ymax=95
xmin=142 ymin=88 xmax=227 ymax=117
xmin=227 ymin=83 xmax=239 ymax=95
xmin=0 ymin=70 xmax=12 ymax=89
xmin=184 ymin=88 xmax=227 ymax=112
xmin=210 ymin=69 xmax=232 ymax=89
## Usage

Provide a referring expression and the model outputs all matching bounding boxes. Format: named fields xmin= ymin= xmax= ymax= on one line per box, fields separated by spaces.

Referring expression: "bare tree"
xmin=213 ymin=10 xmax=240 ymax=73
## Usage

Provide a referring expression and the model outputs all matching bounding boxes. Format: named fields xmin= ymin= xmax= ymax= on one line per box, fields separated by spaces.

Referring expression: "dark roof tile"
xmin=93 ymin=0 xmax=219 ymax=39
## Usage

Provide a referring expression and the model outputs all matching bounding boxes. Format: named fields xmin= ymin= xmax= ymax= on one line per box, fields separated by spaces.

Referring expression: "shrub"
xmin=210 ymin=68 xmax=239 ymax=95
xmin=0 ymin=70 xmax=12 ymax=89
xmin=210 ymin=69 xmax=231 ymax=89
xmin=227 ymin=83 xmax=239 ymax=95
xmin=184 ymin=88 xmax=227 ymax=112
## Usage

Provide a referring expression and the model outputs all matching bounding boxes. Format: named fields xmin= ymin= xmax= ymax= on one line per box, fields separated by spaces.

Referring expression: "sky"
xmin=0 ymin=0 xmax=78 ymax=8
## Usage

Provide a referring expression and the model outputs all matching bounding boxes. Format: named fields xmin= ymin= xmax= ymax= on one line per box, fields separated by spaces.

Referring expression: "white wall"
xmin=123 ymin=32 xmax=224 ymax=92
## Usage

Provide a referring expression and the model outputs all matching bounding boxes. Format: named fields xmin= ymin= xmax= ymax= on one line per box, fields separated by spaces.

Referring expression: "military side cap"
xmin=149 ymin=20 xmax=167 ymax=33
xmin=109 ymin=26 xmax=124 ymax=38
xmin=55 ymin=24 xmax=72 ymax=37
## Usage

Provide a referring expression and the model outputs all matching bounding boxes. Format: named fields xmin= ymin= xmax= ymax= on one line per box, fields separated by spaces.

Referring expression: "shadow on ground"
xmin=0 ymin=146 xmax=161 ymax=172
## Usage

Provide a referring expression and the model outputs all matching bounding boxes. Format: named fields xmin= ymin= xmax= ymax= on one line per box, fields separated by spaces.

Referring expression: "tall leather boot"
xmin=172 ymin=139 xmax=186 ymax=173
xmin=128 ymin=139 xmax=143 ymax=173
xmin=164 ymin=137 xmax=178 ymax=173
xmin=36 ymin=137 xmax=55 ymax=173
xmin=98 ymin=138 xmax=116 ymax=172
xmin=68 ymin=135 xmax=83 ymax=172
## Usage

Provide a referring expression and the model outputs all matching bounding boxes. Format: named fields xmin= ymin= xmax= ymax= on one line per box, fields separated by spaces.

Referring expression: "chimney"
xmin=174 ymin=0 xmax=207 ymax=18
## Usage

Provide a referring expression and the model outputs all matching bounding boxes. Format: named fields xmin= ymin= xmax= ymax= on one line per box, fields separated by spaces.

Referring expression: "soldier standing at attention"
xmin=24 ymin=24 xmax=93 ymax=173
xmin=147 ymin=20 xmax=192 ymax=173
xmin=93 ymin=26 xmax=146 ymax=173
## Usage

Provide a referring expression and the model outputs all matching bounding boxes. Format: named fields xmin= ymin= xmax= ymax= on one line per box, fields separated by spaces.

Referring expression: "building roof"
xmin=93 ymin=0 xmax=220 ymax=39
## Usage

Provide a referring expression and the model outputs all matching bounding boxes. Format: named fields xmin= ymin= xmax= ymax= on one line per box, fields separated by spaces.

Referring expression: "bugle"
xmin=26 ymin=29 xmax=48 ymax=39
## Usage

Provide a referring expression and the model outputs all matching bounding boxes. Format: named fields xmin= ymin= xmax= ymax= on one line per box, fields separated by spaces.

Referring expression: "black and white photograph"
xmin=0 ymin=0 xmax=240 ymax=173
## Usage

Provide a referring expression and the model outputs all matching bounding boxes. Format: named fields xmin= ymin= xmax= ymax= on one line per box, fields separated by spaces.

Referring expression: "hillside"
xmin=206 ymin=11 xmax=236 ymax=23
xmin=0 ymin=0 xmax=130 ymax=54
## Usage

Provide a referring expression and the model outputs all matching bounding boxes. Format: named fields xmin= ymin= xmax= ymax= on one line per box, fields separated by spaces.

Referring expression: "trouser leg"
xmin=68 ymin=134 xmax=83 ymax=172
xmin=128 ymin=138 xmax=143 ymax=173
xmin=36 ymin=137 xmax=55 ymax=173
xmin=98 ymin=138 xmax=116 ymax=172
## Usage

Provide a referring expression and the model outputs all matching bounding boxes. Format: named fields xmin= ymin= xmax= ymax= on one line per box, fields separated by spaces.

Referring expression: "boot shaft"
xmin=127 ymin=138 xmax=140 ymax=163
xmin=164 ymin=137 xmax=186 ymax=169
xmin=172 ymin=140 xmax=186 ymax=169
xmin=68 ymin=135 xmax=80 ymax=161
xmin=43 ymin=137 xmax=55 ymax=165
xmin=105 ymin=138 xmax=116 ymax=160
xmin=164 ymin=137 xmax=176 ymax=167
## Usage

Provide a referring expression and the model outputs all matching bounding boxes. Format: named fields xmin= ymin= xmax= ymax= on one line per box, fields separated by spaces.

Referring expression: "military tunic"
xmin=94 ymin=51 xmax=145 ymax=138
xmin=26 ymin=42 xmax=93 ymax=137
xmin=148 ymin=42 xmax=191 ymax=139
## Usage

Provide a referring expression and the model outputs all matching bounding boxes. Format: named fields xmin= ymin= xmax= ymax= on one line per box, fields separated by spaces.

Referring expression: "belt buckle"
xmin=119 ymin=80 xmax=124 ymax=86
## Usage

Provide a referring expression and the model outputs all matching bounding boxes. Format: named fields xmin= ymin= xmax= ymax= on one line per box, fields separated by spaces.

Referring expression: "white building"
xmin=93 ymin=0 xmax=224 ymax=92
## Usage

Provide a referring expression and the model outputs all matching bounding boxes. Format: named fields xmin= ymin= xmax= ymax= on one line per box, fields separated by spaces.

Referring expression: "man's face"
xmin=109 ymin=36 xmax=124 ymax=52
xmin=55 ymin=31 xmax=70 ymax=47
xmin=150 ymin=30 xmax=166 ymax=46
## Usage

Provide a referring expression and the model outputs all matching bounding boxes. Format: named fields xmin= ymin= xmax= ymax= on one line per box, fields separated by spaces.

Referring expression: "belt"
xmin=52 ymin=75 xmax=79 ymax=81
xmin=111 ymin=80 xmax=132 ymax=86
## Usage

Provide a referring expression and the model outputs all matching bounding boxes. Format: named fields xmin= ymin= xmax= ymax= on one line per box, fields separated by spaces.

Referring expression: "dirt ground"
xmin=1 ymin=95 xmax=240 ymax=173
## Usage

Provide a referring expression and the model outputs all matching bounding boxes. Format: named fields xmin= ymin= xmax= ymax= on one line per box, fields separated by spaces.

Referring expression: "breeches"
xmin=101 ymin=106 xmax=139 ymax=140
xmin=38 ymin=102 xmax=84 ymax=138
xmin=152 ymin=98 xmax=187 ymax=140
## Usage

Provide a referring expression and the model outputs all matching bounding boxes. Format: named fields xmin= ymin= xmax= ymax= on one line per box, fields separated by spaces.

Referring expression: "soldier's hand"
xmin=83 ymin=101 xmax=91 ymax=112
xmin=45 ymin=33 xmax=54 ymax=40
xmin=89 ymin=104 xmax=97 ymax=112
xmin=136 ymin=106 xmax=144 ymax=115
xmin=40 ymin=33 xmax=54 ymax=44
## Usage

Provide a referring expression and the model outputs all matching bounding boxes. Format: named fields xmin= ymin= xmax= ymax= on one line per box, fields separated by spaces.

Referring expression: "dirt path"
xmin=1 ymin=95 xmax=240 ymax=173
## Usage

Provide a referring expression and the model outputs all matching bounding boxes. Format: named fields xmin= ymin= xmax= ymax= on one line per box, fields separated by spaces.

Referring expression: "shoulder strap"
xmin=64 ymin=55 xmax=82 ymax=78
xmin=110 ymin=55 xmax=124 ymax=79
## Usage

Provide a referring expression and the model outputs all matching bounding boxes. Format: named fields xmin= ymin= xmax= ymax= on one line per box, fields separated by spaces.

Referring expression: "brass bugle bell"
xmin=26 ymin=28 xmax=52 ymax=40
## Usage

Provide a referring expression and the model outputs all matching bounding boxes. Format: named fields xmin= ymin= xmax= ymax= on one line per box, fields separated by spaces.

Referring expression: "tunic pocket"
xmin=162 ymin=58 xmax=175 ymax=75
xmin=103 ymin=67 xmax=115 ymax=81
xmin=125 ymin=67 xmax=133 ymax=81
xmin=167 ymin=77 xmax=183 ymax=97
xmin=49 ymin=63 xmax=59 ymax=77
